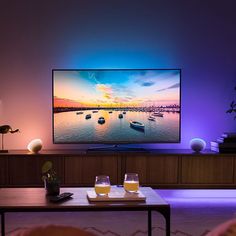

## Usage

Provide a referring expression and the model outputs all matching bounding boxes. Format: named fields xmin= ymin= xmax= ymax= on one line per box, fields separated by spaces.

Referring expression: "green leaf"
xmin=230 ymin=101 xmax=235 ymax=108
xmin=226 ymin=109 xmax=233 ymax=113
xmin=42 ymin=161 xmax=53 ymax=174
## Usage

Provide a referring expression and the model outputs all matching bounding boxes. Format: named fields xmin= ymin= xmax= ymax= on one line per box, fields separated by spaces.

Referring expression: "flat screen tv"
xmin=53 ymin=69 xmax=181 ymax=144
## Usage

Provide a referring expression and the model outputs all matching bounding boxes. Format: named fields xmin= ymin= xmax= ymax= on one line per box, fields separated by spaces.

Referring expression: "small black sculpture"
xmin=0 ymin=125 xmax=19 ymax=153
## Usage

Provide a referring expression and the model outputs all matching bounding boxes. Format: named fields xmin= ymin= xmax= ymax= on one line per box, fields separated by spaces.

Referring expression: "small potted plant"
xmin=42 ymin=161 xmax=60 ymax=196
xmin=226 ymin=86 xmax=236 ymax=119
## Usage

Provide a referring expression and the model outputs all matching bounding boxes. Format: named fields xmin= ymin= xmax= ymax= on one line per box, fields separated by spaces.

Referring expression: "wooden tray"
xmin=87 ymin=187 xmax=146 ymax=202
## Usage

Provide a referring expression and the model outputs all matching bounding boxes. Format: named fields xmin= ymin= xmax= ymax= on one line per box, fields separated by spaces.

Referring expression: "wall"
xmin=0 ymin=0 xmax=236 ymax=150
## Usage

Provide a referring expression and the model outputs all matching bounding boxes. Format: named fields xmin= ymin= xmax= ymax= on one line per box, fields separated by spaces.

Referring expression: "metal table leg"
xmin=156 ymin=207 xmax=171 ymax=236
xmin=165 ymin=207 xmax=171 ymax=236
xmin=1 ymin=212 xmax=5 ymax=236
xmin=148 ymin=210 xmax=152 ymax=236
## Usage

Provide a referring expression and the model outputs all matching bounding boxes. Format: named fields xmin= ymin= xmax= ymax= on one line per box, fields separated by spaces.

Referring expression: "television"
xmin=53 ymin=69 xmax=181 ymax=145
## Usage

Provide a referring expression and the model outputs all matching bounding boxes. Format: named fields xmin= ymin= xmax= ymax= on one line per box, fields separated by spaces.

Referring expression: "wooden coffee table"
xmin=0 ymin=187 xmax=170 ymax=236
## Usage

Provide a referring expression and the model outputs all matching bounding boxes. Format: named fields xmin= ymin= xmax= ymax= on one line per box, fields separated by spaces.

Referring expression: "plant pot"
xmin=44 ymin=179 xmax=60 ymax=196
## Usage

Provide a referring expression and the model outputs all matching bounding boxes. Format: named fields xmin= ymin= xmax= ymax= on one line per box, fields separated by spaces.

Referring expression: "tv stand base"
xmin=86 ymin=145 xmax=148 ymax=152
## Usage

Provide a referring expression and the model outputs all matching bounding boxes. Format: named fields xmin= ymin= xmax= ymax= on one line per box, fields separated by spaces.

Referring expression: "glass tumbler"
xmin=94 ymin=175 xmax=111 ymax=196
xmin=124 ymin=173 xmax=139 ymax=193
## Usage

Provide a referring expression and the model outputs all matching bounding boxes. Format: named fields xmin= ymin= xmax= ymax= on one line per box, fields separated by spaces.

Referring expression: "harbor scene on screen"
xmin=53 ymin=69 xmax=180 ymax=143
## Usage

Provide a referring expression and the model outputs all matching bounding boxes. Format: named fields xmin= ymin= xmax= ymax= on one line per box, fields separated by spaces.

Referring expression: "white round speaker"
xmin=190 ymin=138 xmax=206 ymax=153
xmin=27 ymin=139 xmax=43 ymax=153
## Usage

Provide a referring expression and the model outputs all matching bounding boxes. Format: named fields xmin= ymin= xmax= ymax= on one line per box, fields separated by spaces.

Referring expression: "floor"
xmin=158 ymin=189 xmax=236 ymax=236
xmin=5 ymin=189 xmax=236 ymax=236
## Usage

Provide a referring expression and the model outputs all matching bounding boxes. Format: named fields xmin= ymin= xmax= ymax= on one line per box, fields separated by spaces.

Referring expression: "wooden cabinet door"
xmin=233 ymin=155 xmax=236 ymax=184
xmin=0 ymin=157 xmax=8 ymax=186
xmin=65 ymin=156 xmax=83 ymax=185
xmin=8 ymin=156 xmax=64 ymax=186
xmin=81 ymin=154 xmax=118 ymax=185
xmin=181 ymin=156 xmax=234 ymax=184
xmin=8 ymin=156 xmax=39 ymax=185
xmin=147 ymin=155 xmax=178 ymax=184
xmin=125 ymin=154 xmax=147 ymax=184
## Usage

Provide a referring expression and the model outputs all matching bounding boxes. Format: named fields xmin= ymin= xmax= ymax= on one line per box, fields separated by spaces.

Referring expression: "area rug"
xmin=5 ymin=190 xmax=236 ymax=236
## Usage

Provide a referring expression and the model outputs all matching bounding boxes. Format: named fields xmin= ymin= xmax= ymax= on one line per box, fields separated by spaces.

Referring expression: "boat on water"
xmin=118 ymin=114 xmax=123 ymax=119
xmin=123 ymin=111 xmax=126 ymax=114
xmin=129 ymin=120 xmax=145 ymax=130
xmin=85 ymin=114 xmax=91 ymax=119
xmin=153 ymin=112 xmax=164 ymax=117
xmin=92 ymin=110 xmax=99 ymax=113
xmin=98 ymin=117 xmax=105 ymax=124
xmin=76 ymin=111 xmax=83 ymax=115
xmin=148 ymin=116 xmax=156 ymax=121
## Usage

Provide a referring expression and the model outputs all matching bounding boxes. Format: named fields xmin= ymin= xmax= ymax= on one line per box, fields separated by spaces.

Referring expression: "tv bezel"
xmin=52 ymin=68 xmax=181 ymax=144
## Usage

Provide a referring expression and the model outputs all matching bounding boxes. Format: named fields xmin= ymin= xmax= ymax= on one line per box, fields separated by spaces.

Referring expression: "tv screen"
xmin=53 ymin=69 xmax=181 ymax=144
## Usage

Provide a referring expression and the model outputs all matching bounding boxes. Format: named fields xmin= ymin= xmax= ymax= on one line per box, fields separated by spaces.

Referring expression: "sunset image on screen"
xmin=53 ymin=69 xmax=180 ymax=143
